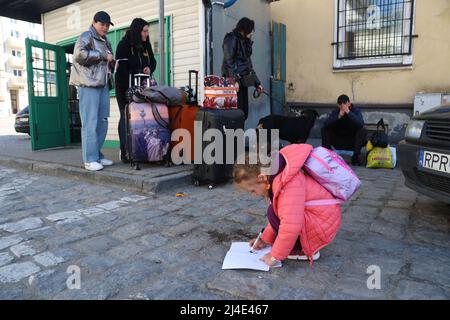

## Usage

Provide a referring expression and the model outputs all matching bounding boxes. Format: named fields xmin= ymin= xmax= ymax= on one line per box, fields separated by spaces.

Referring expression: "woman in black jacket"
xmin=222 ymin=17 xmax=263 ymax=120
xmin=115 ymin=18 xmax=157 ymax=162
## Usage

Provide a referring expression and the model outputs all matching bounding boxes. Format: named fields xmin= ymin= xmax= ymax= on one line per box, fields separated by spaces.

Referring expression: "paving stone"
xmin=379 ymin=208 xmax=410 ymax=225
xmin=0 ymin=217 xmax=43 ymax=233
xmin=72 ymin=236 xmax=122 ymax=254
xmin=411 ymin=229 xmax=450 ymax=248
xmin=28 ymin=269 xmax=69 ymax=298
xmin=46 ymin=211 xmax=83 ymax=223
xmin=0 ymin=262 xmax=40 ymax=283
xmin=369 ymin=219 xmax=406 ymax=240
xmin=385 ymin=200 xmax=414 ymax=209
xmin=33 ymin=251 xmax=65 ymax=267
xmin=161 ymin=222 xmax=199 ymax=237
xmin=111 ymin=222 xmax=155 ymax=241
xmin=10 ymin=241 xmax=43 ymax=257
xmin=393 ymin=279 xmax=450 ymax=300
xmin=138 ymin=234 xmax=169 ymax=248
xmin=78 ymin=207 xmax=106 ymax=218
xmin=76 ymin=254 xmax=121 ymax=275
xmin=96 ymin=200 xmax=129 ymax=211
xmin=206 ymin=271 xmax=281 ymax=299
xmin=0 ymin=252 xmax=14 ymax=267
xmin=330 ymin=273 xmax=392 ymax=299
xmin=0 ymin=235 xmax=24 ymax=250
xmin=107 ymin=241 xmax=148 ymax=260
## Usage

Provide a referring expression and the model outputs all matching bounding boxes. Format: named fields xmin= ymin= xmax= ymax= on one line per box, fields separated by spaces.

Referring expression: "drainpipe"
xmin=159 ymin=0 xmax=165 ymax=85
xmin=203 ymin=0 xmax=214 ymax=75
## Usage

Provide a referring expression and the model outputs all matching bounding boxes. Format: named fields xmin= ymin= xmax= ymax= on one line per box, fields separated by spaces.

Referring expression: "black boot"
xmin=120 ymin=150 xmax=130 ymax=164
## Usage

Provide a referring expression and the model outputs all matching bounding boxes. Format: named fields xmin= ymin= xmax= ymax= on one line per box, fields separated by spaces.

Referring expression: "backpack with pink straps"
xmin=303 ymin=147 xmax=362 ymax=206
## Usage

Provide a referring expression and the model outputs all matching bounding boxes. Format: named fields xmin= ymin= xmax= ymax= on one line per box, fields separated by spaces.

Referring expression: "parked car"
xmin=398 ymin=104 xmax=450 ymax=204
xmin=14 ymin=106 xmax=30 ymax=135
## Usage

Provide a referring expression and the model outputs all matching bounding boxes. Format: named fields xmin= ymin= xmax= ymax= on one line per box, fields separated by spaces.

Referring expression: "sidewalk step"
xmin=0 ymin=155 xmax=192 ymax=195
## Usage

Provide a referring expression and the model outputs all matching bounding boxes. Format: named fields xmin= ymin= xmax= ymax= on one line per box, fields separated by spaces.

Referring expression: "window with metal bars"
xmin=335 ymin=0 xmax=415 ymax=63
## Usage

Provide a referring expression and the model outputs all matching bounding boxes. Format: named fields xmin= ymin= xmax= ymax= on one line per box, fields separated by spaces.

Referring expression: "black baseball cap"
xmin=93 ymin=11 xmax=114 ymax=26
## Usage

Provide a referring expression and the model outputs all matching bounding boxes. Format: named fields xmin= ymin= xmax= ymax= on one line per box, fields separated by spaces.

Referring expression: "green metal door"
xmin=271 ymin=22 xmax=287 ymax=115
xmin=26 ymin=39 xmax=69 ymax=150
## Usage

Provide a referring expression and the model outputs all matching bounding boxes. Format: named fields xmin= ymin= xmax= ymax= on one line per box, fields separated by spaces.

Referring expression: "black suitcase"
xmin=193 ymin=109 xmax=245 ymax=188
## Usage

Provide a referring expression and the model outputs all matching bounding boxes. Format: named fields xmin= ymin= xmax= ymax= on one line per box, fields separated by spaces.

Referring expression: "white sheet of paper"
xmin=222 ymin=242 xmax=282 ymax=272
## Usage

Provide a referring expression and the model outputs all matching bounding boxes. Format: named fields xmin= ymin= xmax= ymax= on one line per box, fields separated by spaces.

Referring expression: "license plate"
xmin=419 ymin=150 xmax=450 ymax=175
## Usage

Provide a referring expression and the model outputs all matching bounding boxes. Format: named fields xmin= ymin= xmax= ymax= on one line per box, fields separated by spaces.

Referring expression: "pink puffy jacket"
xmin=261 ymin=144 xmax=342 ymax=262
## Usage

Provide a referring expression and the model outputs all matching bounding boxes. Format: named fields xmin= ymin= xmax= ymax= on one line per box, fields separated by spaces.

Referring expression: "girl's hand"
xmin=257 ymin=85 xmax=264 ymax=94
xmin=143 ymin=67 xmax=151 ymax=75
xmin=249 ymin=238 xmax=269 ymax=251
xmin=234 ymin=81 xmax=240 ymax=92
xmin=261 ymin=253 xmax=279 ymax=267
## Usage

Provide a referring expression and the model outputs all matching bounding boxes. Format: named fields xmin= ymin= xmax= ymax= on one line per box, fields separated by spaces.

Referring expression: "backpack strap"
xmin=304 ymin=199 xmax=343 ymax=207
xmin=151 ymin=103 xmax=170 ymax=129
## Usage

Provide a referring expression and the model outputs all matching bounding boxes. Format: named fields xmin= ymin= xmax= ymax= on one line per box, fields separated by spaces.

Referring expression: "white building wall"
xmin=43 ymin=0 xmax=203 ymax=143
xmin=0 ymin=17 xmax=43 ymax=117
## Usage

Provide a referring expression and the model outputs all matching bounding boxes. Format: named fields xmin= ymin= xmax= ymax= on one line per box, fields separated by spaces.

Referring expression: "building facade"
xmin=0 ymin=17 xmax=43 ymax=116
xmin=271 ymin=0 xmax=450 ymax=142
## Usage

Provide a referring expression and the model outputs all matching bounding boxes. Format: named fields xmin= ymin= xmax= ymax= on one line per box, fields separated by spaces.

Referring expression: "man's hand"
xmin=257 ymin=85 xmax=264 ymax=94
xmin=234 ymin=81 xmax=240 ymax=92
xmin=261 ymin=253 xmax=279 ymax=267
xmin=143 ymin=67 xmax=151 ymax=75
xmin=338 ymin=104 xmax=350 ymax=118
xmin=249 ymin=238 xmax=269 ymax=251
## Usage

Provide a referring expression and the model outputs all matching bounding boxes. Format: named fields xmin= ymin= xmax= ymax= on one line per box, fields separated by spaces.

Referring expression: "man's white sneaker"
xmin=84 ymin=162 xmax=104 ymax=171
xmin=99 ymin=158 xmax=114 ymax=166
xmin=287 ymin=251 xmax=321 ymax=261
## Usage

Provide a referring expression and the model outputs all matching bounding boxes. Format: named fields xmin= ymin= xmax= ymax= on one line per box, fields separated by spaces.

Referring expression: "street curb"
xmin=0 ymin=156 xmax=192 ymax=195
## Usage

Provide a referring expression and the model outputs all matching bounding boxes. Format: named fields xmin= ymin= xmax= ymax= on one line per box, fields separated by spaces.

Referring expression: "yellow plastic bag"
xmin=366 ymin=146 xmax=394 ymax=169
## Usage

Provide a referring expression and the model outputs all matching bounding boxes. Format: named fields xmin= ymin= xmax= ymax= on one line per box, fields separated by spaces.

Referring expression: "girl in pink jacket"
xmin=233 ymin=144 xmax=342 ymax=267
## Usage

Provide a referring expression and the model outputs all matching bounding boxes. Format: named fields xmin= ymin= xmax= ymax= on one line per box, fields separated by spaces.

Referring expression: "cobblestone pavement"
xmin=0 ymin=165 xmax=449 ymax=300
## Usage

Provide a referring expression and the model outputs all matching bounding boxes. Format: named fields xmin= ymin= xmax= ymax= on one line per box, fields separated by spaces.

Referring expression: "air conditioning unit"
xmin=414 ymin=93 xmax=449 ymax=116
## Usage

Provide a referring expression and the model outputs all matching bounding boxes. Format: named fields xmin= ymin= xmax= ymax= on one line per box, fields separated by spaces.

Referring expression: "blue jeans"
xmin=78 ymin=86 xmax=110 ymax=163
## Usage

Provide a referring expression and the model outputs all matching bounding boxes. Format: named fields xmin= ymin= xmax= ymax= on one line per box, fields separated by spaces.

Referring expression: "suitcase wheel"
xmin=208 ymin=185 xmax=214 ymax=190
xmin=193 ymin=179 xmax=200 ymax=187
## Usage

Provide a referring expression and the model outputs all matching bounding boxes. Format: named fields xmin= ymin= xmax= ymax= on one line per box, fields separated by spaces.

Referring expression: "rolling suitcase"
xmin=169 ymin=70 xmax=200 ymax=163
xmin=193 ymin=108 xmax=245 ymax=188
xmin=125 ymin=74 xmax=171 ymax=170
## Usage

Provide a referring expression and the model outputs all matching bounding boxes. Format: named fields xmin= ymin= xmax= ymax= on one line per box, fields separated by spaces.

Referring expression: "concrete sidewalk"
xmin=0 ymin=133 xmax=193 ymax=195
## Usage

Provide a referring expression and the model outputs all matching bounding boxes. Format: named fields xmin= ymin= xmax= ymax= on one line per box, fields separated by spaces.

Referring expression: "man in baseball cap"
xmin=94 ymin=11 xmax=114 ymax=26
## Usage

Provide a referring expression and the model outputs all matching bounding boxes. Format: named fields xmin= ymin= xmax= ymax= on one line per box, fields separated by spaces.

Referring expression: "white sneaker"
xmin=84 ymin=162 xmax=104 ymax=171
xmin=288 ymin=251 xmax=321 ymax=261
xmin=99 ymin=158 xmax=114 ymax=166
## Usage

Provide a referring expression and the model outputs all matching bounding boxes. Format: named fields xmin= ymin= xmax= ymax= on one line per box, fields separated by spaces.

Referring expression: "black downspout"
xmin=203 ymin=0 xmax=213 ymax=75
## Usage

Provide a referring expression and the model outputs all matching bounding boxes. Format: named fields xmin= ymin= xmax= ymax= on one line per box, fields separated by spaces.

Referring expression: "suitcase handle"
xmin=129 ymin=73 xmax=151 ymax=88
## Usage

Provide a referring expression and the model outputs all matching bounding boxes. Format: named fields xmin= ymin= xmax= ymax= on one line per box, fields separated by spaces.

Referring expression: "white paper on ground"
xmin=222 ymin=242 xmax=282 ymax=272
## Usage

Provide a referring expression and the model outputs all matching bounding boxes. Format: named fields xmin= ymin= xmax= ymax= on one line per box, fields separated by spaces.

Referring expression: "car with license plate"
xmin=398 ymin=104 xmax=450 ymax=204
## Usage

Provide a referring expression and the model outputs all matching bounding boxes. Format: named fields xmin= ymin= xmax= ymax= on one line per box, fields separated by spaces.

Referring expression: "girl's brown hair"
xmin=233 ymin=153 xmax=270 ymax=184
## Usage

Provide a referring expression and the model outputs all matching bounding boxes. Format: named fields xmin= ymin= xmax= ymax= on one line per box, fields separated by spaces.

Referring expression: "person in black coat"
xmin=222 ymin=17 xmax=263 ymax=121
xmin=115 ymin=18 xmax=157 ymax=163
xmin=322 ymin=94 xmax=368 ymax=166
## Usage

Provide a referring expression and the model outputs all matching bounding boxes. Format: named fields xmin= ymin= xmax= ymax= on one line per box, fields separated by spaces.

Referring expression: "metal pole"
xmin=159 ymin=0 xmax=165 ymax=85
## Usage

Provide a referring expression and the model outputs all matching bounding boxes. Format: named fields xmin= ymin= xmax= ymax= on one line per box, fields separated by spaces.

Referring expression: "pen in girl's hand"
xmin=250 ymin=228 xmax=265 ymax=253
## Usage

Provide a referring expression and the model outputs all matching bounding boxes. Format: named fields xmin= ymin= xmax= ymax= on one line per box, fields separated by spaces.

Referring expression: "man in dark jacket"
xmin=322 ymin=95 xmax=367 ymax=166
xmin=222 ymin=17 xmax=263 ymax=120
